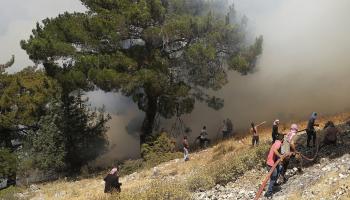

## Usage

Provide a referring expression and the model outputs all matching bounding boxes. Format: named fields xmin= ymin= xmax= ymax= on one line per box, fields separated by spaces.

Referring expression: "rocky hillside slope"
xmin=11 ymin=113 xmax=350 ymax=200
xmin=194 ymin=123 xmax=350 ymax=200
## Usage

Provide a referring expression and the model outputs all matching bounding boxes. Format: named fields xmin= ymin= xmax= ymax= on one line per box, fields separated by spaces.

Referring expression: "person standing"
xmin=280 ymin=124 xmax=299 ymax=182
xmin=306 ymin=112 xmax=319 ymax=148
xmin=251 ymin=121 xmax=266 ymax=146
xmin=272 ymin=119 xmax=280 ymax=143
xmin=104 ymin=167 xmax=122 ymax=193
xmin=226 ymin=118 xmax=234 ymax=137
xmin=265 ymin=134 xmax=284 ymax=198
xmin=197 ymin=126 xmax=210 ymax=148
xmin=183 ymin=136 xmax=190 ymax=161
xmin=221 ymin=120 xmax=229 ymax=139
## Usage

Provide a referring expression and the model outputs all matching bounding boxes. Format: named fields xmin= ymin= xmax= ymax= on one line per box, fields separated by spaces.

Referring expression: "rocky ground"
xmin=193 ymin=124 xmax=350 ymax=200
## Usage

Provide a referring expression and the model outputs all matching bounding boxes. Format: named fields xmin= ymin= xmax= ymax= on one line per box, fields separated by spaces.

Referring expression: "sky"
xmin=0 ymin=0 xmax=86 ymax=72
xmin=1 ymin=0 xmax=350 ymax=162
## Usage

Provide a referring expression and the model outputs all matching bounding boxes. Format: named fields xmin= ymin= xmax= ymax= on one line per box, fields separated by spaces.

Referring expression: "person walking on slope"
xmin=307 ymin=112 xmax=319 ymax=148
xmin=251 ymin=121 xmax=266 ymax=146
xmin=265 ymin=134 xmax=285 ymax=198
xmin=272 ymin=119 xmax=280 ymax=144
xmin=183 ymin=136 xmax=190 ymax=161
xmin=280 ymin=124 xmax=300 ymax=182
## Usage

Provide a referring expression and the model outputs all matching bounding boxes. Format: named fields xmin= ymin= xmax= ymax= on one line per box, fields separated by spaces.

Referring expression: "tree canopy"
xmin=21 ymin=0 xmax=263 ymax=144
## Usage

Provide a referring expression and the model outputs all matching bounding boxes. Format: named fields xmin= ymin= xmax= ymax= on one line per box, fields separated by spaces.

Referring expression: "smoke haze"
xmin=2 ymin=0 xmax=350 ymax=162
xmin=91 ymin=0 xmax=350 ymax=163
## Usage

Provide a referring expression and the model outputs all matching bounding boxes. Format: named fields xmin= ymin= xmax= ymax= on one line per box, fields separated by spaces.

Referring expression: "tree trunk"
xmin=140 ymin=95 xmax=158 ymax=145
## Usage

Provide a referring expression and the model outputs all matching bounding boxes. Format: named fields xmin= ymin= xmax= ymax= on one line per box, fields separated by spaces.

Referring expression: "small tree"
xmin=61 ymin=91 xmax=110 ymax=172
xmin=23 ymin=102 xmax=66 ymax=172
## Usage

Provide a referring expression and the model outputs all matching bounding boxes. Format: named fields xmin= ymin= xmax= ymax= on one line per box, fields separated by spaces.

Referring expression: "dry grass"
xmin=26 ymin=112 xmax=350 ymax=200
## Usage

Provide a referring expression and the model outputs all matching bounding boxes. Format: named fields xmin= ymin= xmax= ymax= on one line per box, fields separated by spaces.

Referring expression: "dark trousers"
xmin=281 ymin=157 xmax=290 ymax=177
xmin=272 ymin=133 xmax=277 ymax=144
xmin=199 ymin=138 xmax=210 ymax=148
xmin=307 ymin=130 xmax=316 ymax=147
xmin=252 ymin=135 xmax=259 ymax=146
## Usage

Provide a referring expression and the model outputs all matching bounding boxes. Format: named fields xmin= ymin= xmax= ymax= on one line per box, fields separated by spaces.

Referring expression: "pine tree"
xmin=21 ymin=0 xmax=263 ymax=146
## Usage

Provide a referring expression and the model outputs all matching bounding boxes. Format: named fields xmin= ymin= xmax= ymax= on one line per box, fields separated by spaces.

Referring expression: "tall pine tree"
xmin=21 ymin=0 xmax=263 ymax=146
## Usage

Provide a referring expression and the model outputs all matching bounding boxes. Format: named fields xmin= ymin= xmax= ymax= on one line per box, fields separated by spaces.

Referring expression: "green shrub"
xmin=119 ymin=133 xmax=181 ymax=176
xmin=0 ymin=186 xmax=22 ymax=200
xmin=119 ymin=159 xmax=144 ymax=176
xmin=211 ymin=143 xmax=269 ymax=184
xmin=100 ymin=180 xmax=190 ymax=200
xmin=187 ymin=170 xmax=215 ymax=192
xmin=0 ymin=148 xmax=17 ymax=177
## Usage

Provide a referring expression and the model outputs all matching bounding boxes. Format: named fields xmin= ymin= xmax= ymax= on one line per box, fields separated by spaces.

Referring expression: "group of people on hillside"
xmin=264 ymin=112 xmax=341 ymax=197
xmin=103 ymin=111 xmax=342 ymax=195
xmin=182 ymin=118 xmax=234 ymax=161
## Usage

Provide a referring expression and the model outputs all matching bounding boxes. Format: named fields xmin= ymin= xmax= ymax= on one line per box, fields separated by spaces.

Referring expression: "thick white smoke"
xmin=92 ymin=0 xmax=350 ymax=162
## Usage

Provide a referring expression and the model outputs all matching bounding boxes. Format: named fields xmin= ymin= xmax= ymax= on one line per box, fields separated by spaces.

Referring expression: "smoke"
xmin=182 ymin=0 xmax=350 ymax=137
xmin=89 ymin=0 xmax=350 ymax=162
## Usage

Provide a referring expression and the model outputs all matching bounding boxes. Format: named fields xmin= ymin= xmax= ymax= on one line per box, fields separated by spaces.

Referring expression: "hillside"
xmin=8 ymin=112 xmax=350 ymax=200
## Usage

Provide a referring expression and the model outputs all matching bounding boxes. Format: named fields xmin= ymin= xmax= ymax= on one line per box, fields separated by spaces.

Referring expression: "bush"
xmin=187 ymin=170 xmax=215 ymax=192
xmin=0 ymin=186 xmax=22 ymax=200
xmin=118 ymin=133 xmax=181 ymax=176
xmin=211 ymin=143 xmax=269 ymax=185
xmin=119 ymin=159 xmax=144 ymax=176
xmin=0 ymin=148 xmax=17 ymax=177
xmin=98 ymin=180 xmax=190 ymax=200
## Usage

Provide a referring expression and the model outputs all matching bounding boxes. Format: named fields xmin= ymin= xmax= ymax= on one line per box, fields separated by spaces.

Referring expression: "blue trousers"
xmin=267 ymin=164 xmax=283 ymax=193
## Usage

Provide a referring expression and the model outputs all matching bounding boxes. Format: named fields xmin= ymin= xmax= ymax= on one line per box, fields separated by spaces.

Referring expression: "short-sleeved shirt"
xmin=266 ymin=140 xmax=282 ymax=167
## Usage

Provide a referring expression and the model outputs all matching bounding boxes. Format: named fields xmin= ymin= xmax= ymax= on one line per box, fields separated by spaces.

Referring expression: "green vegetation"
xmin=21 ymin=0 xmax=263 ymax=147
xmin=0 ymin=56 xmax=110 ymax=179
xmin=119 ymin=132 xmax=181 ymax=176
xmin=97 ymin=142 xmax=270 ymax=199
xmin=0 ymin=149 xmax=17 ymax=178
xmin=0 ymin=186 xmax=23 ymax=200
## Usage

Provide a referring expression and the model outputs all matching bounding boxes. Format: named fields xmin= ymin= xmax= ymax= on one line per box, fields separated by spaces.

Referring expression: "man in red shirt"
xmin=265 ymin=134 xmax=284 ymax=197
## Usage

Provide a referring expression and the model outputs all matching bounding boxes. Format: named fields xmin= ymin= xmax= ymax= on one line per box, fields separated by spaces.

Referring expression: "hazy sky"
xmin=0 ymin=0 xmax=85 ymax=72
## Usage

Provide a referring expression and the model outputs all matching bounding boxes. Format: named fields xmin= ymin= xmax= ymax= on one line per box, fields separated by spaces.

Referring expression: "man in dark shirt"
xmin=323 ymin=121 xmax=339 ymax=145
xmin=272 ymin=119 xmax=280 ymax=143
xmin=306 ymin=112 xmax=319 ymax=148
xmin=104 ymin=167 xmax=121 ymax=193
